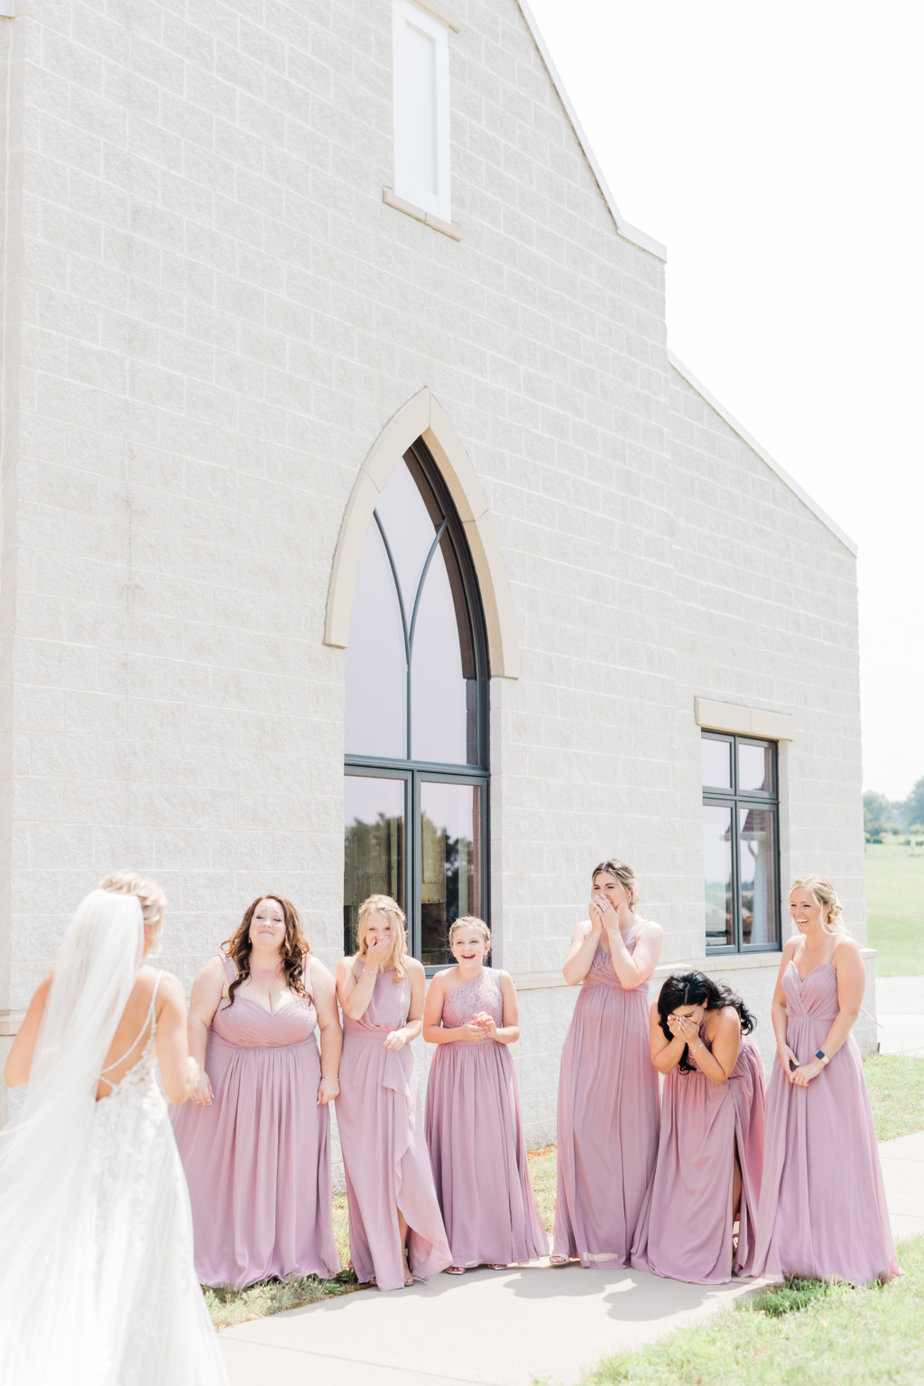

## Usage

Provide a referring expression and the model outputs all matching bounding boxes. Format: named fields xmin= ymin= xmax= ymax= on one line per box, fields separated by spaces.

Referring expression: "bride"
xmin=0 ymin=870 xmax=228 ymax=1386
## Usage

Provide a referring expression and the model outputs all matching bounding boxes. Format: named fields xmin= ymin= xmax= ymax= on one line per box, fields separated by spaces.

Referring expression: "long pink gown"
xmin=753 ymin=961 xmax=900 ymax=1284
xmin=337 ymin=963 xmax=451 ymax=1290
xmin=171 ymin=955 xmax=338 ymax=1288
xmin=553 ymin=931 xmax=659 ymax=1267
xmin=425 ymin=969 xmax=547 ymax=1268
xmin=638 ymin=1024 xmax=766 ymax=1283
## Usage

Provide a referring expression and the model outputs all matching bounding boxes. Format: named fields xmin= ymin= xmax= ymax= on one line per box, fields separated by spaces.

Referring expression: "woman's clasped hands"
xmin=459 ymin=1010 xmax=497 ymax=1042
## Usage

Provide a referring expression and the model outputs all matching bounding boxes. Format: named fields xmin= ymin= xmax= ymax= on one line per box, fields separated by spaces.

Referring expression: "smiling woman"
xmin=170 ymin=895 xmax=342 ymax=1289
xmin=335 ymin=895 xmax=451 ymax=1290
xmin=753 ymin=875 xmax=901 ymax=1284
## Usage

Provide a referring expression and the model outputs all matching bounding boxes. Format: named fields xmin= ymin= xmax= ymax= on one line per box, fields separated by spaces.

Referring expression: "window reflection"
xmin=738 ymin=742 xmax=773 ymax=794
xmin=373 ymin=453 xmax=439 ymax=620
xmin=410 ymin=533 xmax=476 ymax=763
xmin=703 ymin=804 xmax=733 ymax=948
xmin=344 ymin=522 xmax=407 ymax=759
xmin=345 ymin=455 xmax=481 ymax=767
xmin=702 ymin=736 xmax=732 ymax=789
xmin=739 ymin=808 xmax=776 ymax=946
xmin=343 ymin=776 xmax=406 ymax=954
xmin=420 ymin=781 xmax=481 ymax=968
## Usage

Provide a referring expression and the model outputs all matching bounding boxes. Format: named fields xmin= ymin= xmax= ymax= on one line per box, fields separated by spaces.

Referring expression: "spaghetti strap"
xmin=99 ymin=971 xmax=162 ymax=1087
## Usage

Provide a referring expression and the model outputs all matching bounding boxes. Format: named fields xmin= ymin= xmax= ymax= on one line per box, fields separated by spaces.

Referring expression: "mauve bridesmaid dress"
xmin=171 ymin=954 xmax=338 ymax=1288
xmin=753 ymin=960 xmax=900 ymax=1284
xmin=425 ymin=968 xmax=547 ymax=1268
xmin=553 ymin=930 xmax=659 ymax=1267
xmin=336 ymin=962 xmax=451 ymax=1290
xmin=638 ymin=1024 xmax=766 ymax=1283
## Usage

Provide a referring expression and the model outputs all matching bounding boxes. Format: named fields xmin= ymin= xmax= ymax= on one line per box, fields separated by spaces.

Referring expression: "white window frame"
xmin=392 ymin=0 xmax=452 ymax=223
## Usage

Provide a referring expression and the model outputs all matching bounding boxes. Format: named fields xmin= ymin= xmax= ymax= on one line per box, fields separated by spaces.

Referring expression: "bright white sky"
xmin=525 ymin=0 xmax=924 ymax=800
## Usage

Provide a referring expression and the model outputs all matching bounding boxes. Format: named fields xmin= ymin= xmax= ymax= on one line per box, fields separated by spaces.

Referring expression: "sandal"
xmin=445 ymin=1265 xmax=466 ymax=1275
xmin=549 ymin=1254 xmax=572 ymax=1268
xmin=488 ymin=1263 xmax=508 ymax=1270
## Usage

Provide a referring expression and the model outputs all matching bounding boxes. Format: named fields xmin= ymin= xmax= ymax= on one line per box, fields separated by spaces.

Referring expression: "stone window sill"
xmin=383 ymin=188 xmax=461 ymax=241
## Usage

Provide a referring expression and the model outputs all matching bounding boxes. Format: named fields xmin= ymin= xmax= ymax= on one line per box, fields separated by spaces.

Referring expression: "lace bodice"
xmin=441 ymin=969 xmax=503 ymax=1028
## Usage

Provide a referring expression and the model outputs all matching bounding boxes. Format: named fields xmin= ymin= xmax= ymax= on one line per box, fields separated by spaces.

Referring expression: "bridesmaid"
xmin=423 ymin=916 xmax=547 ymax=1273
xmin=336 ymin=894 xmax=451 ymax=1290
xmin=551 ymin=858 xmax=663 ymax=1268
xmin=171 ymin=894 xmax=340 ymax=1288
xmin=638 ymin=971 xmax=765 ymax=1283
xmin=753 ymin=875 xmax=900 ymax=1284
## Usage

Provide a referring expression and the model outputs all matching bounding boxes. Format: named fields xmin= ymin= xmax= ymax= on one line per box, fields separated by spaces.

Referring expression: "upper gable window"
xmin=392 ymin=0 xmax=453 ymax=222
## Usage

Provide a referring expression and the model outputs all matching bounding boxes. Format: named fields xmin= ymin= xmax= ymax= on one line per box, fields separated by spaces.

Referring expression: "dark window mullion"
xmin=409 ymin=770 xmax=422 ymax=960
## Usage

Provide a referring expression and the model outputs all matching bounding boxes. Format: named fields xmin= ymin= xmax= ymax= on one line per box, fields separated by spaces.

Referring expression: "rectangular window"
xmin=393 ymin=0 xmax=452 ymax=221
xmin=702 ymin=733 xmax=780 ymax=953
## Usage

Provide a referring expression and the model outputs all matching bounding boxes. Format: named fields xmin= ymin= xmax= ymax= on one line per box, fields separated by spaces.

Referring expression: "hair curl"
xmin=656 ymin=970 xmax=755 ymax=1073
xmin=789 ymin=874 xmax=846 ymax=935
xmin=591 ymin=858 xmax=639 ymax=909
xmin=99 ymin=869 xmax=166 ymax=954
xmin=356 ymin=894 xmax=408 ymax=983
xmin=223 ymin=895 xmax=310 ymax=1008
xmin=449 ymin=915 xmax=492 ymax=951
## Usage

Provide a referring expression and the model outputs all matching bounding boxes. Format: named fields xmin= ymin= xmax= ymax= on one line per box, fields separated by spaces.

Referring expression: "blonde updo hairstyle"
xmin=356 ymin=894 xmax=408 ymax=983
xmin=448 ymin=915 xmax=492 ymax=951
xmin=789 ymin=874 xmax=845 ymax=935
xmin=99 ymin=869 xmax=166 ymax=954
xmin=591 ymin=858 xmax=639 ymax=910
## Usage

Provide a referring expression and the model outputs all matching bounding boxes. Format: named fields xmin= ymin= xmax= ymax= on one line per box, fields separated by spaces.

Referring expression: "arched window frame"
xmin=343 ymin=440 xmax=490 ymax=967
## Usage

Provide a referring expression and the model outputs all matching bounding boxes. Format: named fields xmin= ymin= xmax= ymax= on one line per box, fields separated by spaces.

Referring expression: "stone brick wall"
xmin=0 ymin=0 xmax=865 ymax=1136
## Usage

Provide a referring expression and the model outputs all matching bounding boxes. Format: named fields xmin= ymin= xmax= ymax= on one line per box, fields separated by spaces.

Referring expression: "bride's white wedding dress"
xmin=0 ymin=892 xmax=228 ymax=1386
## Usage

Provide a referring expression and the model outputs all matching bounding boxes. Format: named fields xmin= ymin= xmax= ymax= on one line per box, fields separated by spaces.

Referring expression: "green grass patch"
xmin=570 ymin=1235 xmax=923 ymax=1386
xmin=864 ymin=1054 xmax=924 ymax=1141
xmin=527 ymin=1145 xmax=557 ymax=1235
xmin=205 ymin=1192 xmax=355 ymax=1329
xmin=865 ymin=843 xmax=924 ymax=975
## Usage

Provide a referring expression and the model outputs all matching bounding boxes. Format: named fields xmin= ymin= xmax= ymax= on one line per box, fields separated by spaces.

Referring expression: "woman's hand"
xmin=364 ymin=934 xmax=392 ymax=971
xmin=383 ymin=1028 xmax=408 ymax=1050
xmin=778 ymin=1043 xmax=799 ymax=1076
xmin=666 ymin=1012 xmax=701 ymax=1045
xmin=189 ymin=1063 xmax=212 ymax=1105
xmin=472 ymin=1010 xmax=497 ymax=1039
xmin=790 ymin=1057 xmax=825 ymax=1087
xmin=317 ymin=1075 xmax=340 ymax=1106
xmin=587 ymin=895 xmax=606 ymax=933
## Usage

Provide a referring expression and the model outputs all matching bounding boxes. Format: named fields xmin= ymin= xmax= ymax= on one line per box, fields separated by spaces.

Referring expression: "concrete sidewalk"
xmin=218 ymin=1129 xmax=924 ymax=1386
xmin=875 ymin=975 xmax=924 ymax=1058
xmin=219 ymin=978 xmax=924 ymax=1386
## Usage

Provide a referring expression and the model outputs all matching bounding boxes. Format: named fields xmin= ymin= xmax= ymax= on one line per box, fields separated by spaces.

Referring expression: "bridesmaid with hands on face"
xmin=552 ymin=858 xmax=663 ymax=1268
xmin=637 ymin=972 xmax=765 ymax=1283
xmin=336 ymin=895 xmax=450 ymax=1291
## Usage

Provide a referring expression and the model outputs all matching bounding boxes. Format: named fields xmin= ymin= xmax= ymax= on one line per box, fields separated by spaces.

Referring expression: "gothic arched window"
xmin=343 ymin=442 xmax=489 ymax=966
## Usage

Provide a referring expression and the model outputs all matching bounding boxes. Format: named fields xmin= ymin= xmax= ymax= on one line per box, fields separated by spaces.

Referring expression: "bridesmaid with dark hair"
xmin=551 ymin=858 xmax=662 ymax=1268
xmin=636 ymin=971 xmax=766 ymax=1283
xmin=172 ymin=894 xmax=341 ymax=1288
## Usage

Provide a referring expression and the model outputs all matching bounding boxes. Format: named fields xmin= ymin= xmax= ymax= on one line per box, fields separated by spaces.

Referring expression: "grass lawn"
xmin=865 ymin=842 xmax=924 ymax=975
xmin=569 ymin=1234 xmax=923 ymax=1386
